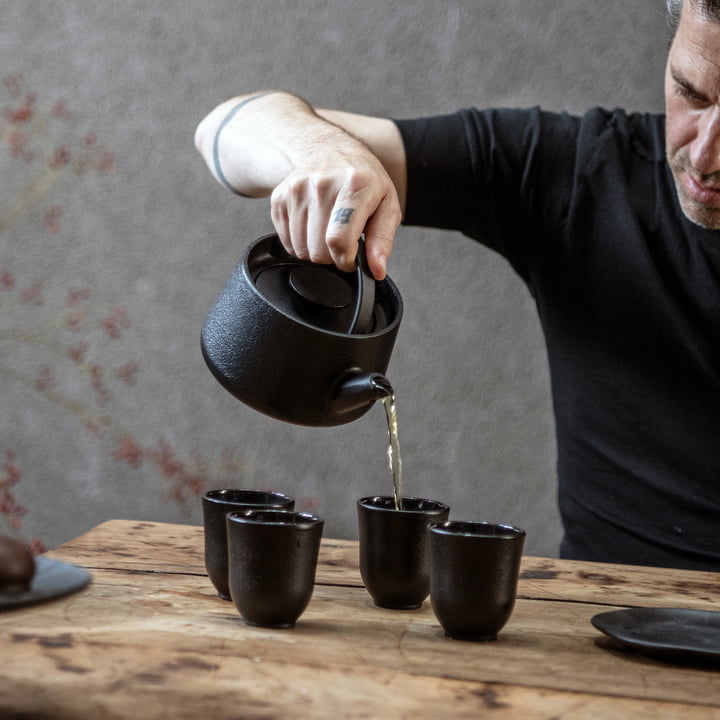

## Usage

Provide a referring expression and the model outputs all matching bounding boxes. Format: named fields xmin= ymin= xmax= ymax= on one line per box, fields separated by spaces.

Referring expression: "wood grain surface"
xmin=0 ymin=519 xmax=717 ymax=719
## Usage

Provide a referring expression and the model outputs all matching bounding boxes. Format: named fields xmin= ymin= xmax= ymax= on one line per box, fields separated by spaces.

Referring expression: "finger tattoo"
xmin=332 ymin=207 xmax=355 ymax=224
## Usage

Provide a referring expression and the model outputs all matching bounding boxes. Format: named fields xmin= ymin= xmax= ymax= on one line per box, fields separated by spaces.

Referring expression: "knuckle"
xmin=270 ymin=197 xmax=283 ymax=219
xmin=275 ymin=173 xmax=310 ymax=206
xmin=270 ymin=184 xmax=287 ymax=208
xmin=343 ymin=168 xmax=373 ymax=196
xmin=307 ymin=245 xmax=330 ymax=264
xmin=325 ymin=233 xmax=355 ymax=270
xmin=325 ymin=233 xmax=346 ymax=253
xmin=310 ymin=174 xmax=334 ymax=198
xmin=383 ymin=197 xmax=402 ymax=224
xmin=286 ymin=178 xmax=308 ymax=205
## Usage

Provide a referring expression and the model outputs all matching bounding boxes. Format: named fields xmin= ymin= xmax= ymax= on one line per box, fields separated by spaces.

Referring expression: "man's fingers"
xmin=324 ymin=203 xmax=367 ymax=272
xmin=359 ymin=194 xmax=401 ymax=280
xmin=270 ymin=188 xmax=293 ymax=255
xmin=269 ymin=163 xmax=399 ymax=279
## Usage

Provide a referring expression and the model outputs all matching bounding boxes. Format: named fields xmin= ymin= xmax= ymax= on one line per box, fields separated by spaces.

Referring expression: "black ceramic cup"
xmin=226 ymin=509 xmax=324 ymax=628
xmin=429 ymin=521 xmax=526 ymax=641
xmin=202 ymin=489 xmax=295 ymax=600
xmin=357 ymin=495 xmax=450 ymax=609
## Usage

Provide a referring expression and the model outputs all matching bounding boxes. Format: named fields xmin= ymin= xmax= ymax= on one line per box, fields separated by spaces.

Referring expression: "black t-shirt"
xmin=395 ymin=107 xmax=720 ymax=570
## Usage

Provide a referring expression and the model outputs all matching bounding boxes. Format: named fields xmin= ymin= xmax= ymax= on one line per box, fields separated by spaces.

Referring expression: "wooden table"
xmin=1 ymin=520 xmax=719 ymax=718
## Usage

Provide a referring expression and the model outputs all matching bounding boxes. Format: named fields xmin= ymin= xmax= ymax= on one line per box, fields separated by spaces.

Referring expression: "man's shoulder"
xmin=461 ymin=106 xmax=666 ymax=161
xmin=575 ymin=108 xmax=666 ymax=162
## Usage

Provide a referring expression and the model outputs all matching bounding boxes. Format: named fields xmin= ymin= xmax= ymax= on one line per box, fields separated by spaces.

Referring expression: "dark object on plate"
xmin=592 ymin=607 xmax=720 ymax=663
xmin=0 ymin=556 xmax=91 ymax=611
xmin=0 ymin=535 xmax=36 ymax=593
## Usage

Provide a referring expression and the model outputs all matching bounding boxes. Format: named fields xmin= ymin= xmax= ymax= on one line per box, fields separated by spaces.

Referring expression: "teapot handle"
xmin=348 ymin=235 xmax=376 ymax=334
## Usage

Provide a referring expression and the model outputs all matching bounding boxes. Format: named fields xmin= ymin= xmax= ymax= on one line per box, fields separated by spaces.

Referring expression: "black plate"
xmin=592 ymin=607 xmax=720 ymax=662
xmin=0 ymin=556 xmax=91 ymax=611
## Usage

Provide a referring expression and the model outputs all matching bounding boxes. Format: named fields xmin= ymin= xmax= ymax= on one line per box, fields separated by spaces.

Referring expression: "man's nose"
xmin=690 ymin=107 xmax=720 ymax=175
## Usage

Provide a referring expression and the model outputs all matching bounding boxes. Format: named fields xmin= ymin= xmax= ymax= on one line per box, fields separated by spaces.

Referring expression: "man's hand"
xmin=194 ymin=92 xmax=406 ymax=280
xmin=269 ymin=140 xmax=400 ymax=277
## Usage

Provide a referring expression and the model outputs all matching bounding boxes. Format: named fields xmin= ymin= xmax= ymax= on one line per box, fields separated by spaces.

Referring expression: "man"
xmin=195 ymin=0 xmax=720 ymax=570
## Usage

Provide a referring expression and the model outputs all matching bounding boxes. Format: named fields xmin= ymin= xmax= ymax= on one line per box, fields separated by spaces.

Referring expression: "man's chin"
xmin=670 ymin=162 xmax=720 ymax=230
xmin=678 ymin=197 xmax=720 ymax=230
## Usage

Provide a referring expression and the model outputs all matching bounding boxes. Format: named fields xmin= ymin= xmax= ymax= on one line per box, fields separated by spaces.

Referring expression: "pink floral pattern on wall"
xmin=0 ymin=75 xmax=250 ymax=551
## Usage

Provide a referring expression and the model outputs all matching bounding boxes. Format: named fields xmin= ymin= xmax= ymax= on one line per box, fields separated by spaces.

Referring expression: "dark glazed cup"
xmin=226 ymin=509 xmax=324 ymax=628
xmin=202 ymin=489 xmax=294 ymax=600
xmin=357 ymin=496 xmax=450 ymax=609
xmin=429 ymin=521 xmax=526 ymax=641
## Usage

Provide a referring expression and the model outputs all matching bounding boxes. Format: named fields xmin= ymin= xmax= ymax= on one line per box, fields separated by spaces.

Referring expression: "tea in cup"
xmin=357 ymin=495 xmax=449 ymax=609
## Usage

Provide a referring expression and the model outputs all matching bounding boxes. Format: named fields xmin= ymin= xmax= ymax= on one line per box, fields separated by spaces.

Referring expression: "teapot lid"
xmin=250 ymin=235 xmax=376 ymax=334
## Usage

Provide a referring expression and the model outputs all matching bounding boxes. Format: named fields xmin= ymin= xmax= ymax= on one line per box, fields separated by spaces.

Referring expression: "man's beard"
xmin=668 ymin=150 xmax=720 ymax=230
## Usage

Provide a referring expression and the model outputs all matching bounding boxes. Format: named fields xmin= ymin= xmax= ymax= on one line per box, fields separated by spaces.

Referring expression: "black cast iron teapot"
xmin=201 ymin=233 xmax=403 ymax=427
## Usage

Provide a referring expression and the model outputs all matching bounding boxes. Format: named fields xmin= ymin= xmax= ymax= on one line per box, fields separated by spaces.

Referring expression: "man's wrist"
xmin=212 ymin=91 xmax=276 ymax=195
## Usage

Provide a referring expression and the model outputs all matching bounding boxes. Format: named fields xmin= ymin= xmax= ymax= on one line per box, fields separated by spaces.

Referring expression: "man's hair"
xmin=667 ymin=0 xmax=720 ymax=34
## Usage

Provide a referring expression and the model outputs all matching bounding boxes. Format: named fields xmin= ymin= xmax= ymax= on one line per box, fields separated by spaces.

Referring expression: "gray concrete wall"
xmin=0 ymin=1 xmax=667 ymax=555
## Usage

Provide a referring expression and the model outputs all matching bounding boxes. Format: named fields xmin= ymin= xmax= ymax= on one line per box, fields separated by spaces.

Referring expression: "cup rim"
xmin=430 ymin=520 xmax=525 ymax=539
xmin=226 ymin=509 xmax=322 ymax=528
xmin=358 ymin=495 xmax=449 ymax=514
xmin=203 ymin=489 xmax=294 ymax=506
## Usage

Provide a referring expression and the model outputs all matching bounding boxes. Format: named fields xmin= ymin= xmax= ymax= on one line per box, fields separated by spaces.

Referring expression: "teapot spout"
xmin=329 ymin=371 xmax=393 ymax=417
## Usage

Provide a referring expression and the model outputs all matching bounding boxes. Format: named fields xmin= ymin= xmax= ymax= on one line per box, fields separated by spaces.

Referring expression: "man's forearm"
xmin=195 ymin=90 xmax=359 ymax=197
